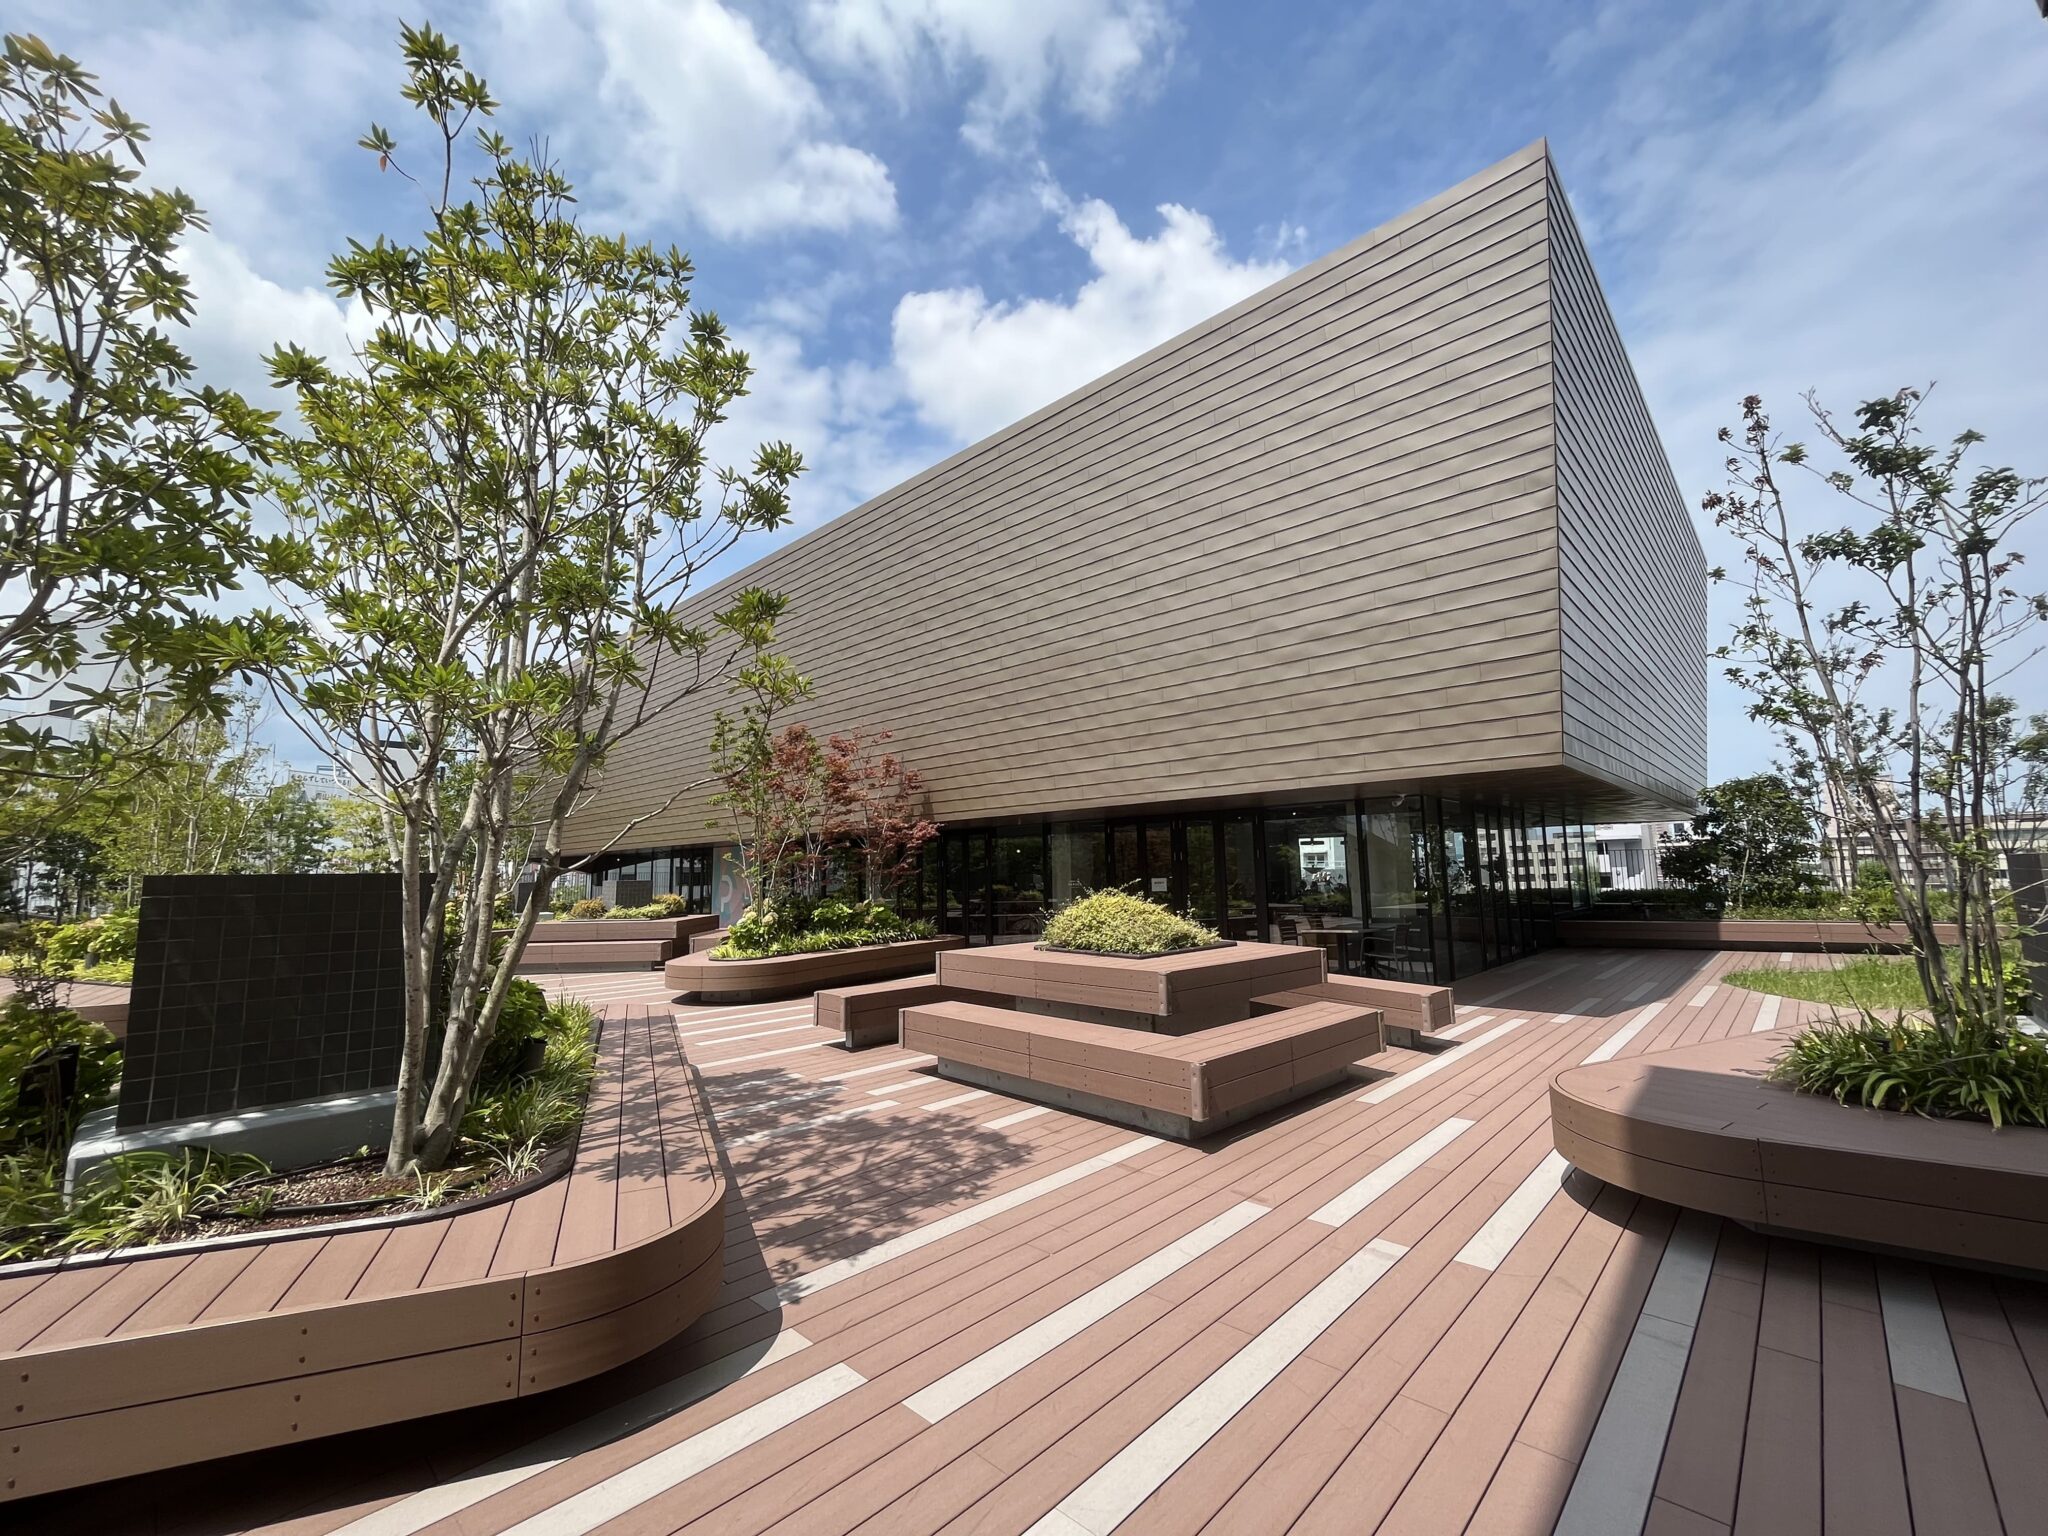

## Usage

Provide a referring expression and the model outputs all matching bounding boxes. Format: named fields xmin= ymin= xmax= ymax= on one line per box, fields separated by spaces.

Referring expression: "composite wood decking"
xmin=0 ymin=1005 xmax=724 ymax=1501
xmin=14 ymin=947 xmax=2048 ymax=1534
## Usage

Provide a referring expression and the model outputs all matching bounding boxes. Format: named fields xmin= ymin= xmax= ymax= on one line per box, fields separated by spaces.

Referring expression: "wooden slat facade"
xmin=563 ymin=141 xmax=1706 ymax=853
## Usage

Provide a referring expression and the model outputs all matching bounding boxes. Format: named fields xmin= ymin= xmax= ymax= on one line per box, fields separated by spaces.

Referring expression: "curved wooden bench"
xmin=0 ymin=1004 xmax=724 ymax=1501
xmin=1551 ymin=1029 xmax=2048 ymax=1275
xmin=666 ymin=935 xmax=965 ymax=1003
xmin=901 ymin=998 xmax=1383 ymax=1139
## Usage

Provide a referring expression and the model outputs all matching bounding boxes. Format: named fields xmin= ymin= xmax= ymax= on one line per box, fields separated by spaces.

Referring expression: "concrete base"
xmin=65 ymin=1089 xmax=398 ymax=1194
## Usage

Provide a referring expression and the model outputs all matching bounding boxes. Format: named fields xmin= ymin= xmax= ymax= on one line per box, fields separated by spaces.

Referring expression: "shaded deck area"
xmin=15 ymin=947 xmax=2048 ymax=1534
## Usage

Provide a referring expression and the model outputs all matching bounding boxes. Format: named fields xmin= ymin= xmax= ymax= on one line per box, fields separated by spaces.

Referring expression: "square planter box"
xmin=937 ymin=940 xmax=1324 ymax=1034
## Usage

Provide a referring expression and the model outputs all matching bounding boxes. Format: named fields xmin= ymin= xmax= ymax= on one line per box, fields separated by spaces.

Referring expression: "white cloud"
xmin=1542 ymin=0 xmax=2048 ymax=776
xmin=890 ymin=192 xmax=1292 ymax=442
xmin=172 ymin=236 xmax=367 ymax=405
xmin=804 ymin=0 xmax=1175 ymax=149
xmin=719 ymin=326 xmax=934 ymax=531
xmin=568 ymin=0 xmax=897 ymax=238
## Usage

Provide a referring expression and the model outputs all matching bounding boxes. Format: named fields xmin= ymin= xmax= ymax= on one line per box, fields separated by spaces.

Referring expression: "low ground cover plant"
xmin=710 ymin=897 xmax=932 ymax=960
xmin=0 ymin=977 xmax=599 ymax=1261
xmin=1040 ymin=889 xmax=1221 ymax=956
xmin=1771 ymin=1017 xmax=2048 ymax=1129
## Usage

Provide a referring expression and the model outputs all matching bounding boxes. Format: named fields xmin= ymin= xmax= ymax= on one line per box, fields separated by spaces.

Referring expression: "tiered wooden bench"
xmin=0 ymin=1004 xmax=724 ymax=1502
xmin=666 ymin=935 xmax=964 ymax=1003
xmin=815 ymin=972 xmax=1007 ymax=1049
xmin=513 ymin=914 xmax=720 ymax=973
xmin=1552 ymin=1028 xmax=2048 ymax=1274
xmin=1249 ymin=972 xmax=1452 ymax=1045
xmin=900 ymin=998 xmax=1383 ymax=1139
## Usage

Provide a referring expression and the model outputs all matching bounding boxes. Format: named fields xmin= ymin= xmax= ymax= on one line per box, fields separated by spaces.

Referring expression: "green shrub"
xmin=474 ymin=979 xmax=553 ymax=1089
xmin=463 ymin=993 xmax=598 ymax=1162
xmin=1040 ymin=889 xmax=1220 ymax=956
xmin=35 ymin=912 xmax=139 ymax=982
xmin=0 ymin=1153 xmax=64 ymax=1260
xmin=711 ymin=898 xmax=929 ymax=960
xmin=1772 ymin=1016 xmax=2048 ymax=1129
xmin=604 ymin=902 xmax=670 ymax=919
xmin=655 ymin=893 xmax=689 ymax=916
xmin=548 ymin=887 xmax=577 ymax=915
xmin=567 ymin=898 xmax=606 ymax=919
xmin=0 ymin=999 xmax=122 ymax=1155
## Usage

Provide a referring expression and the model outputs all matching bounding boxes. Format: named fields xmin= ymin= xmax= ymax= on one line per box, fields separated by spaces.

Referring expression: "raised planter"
xmin=939 ymin=940 xmax=1323 ymax=1034
xmin=0 ymin=1006 xmax=724 ymax=1500
xmin=525 ymin=914 xmax=719 ymax=945
xmin=1556 ymin=917 xmax=1962 ymax=952
xmin=1551 ymin=1028 xmax=2048 ymax=1274
xmin=664 ymin=935 xmax=965 ymax=1003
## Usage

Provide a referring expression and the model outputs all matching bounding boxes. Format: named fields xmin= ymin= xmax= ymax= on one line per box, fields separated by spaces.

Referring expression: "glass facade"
xmin=910 ymin=795 xmax=1605 ymax=984
xmin=580 ymin=845 xmax=714 ymax=913
xmin=603 ymin=796 xmax=1607 ymax=984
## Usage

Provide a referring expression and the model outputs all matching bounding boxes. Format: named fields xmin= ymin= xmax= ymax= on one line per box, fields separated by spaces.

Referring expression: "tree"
xmin=1658 ymin=774 xmax=1821 ymax=912
xmin=1708 ymin=388 xmax=2046 ymax=1037
xmin=74 ymin=696 xmax=336 ymax=902
xmin=0 ymin=34 xmax=276 ymax=805
xmin=707 ymin=658 xmax=814 ymax=915
xmin=254 ymin=25 xmax=799 ymax=1174
xmin=823 ymin=729 xmax=939 ymax=902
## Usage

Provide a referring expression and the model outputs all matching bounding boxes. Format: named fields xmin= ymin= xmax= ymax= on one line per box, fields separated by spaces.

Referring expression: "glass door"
xmin=941 ymin=829 xmax=991 ymax=944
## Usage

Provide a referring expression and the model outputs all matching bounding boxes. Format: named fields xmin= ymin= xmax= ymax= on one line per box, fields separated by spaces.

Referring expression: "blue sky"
xmin=23 ymin=0 xmax=2048 ymax=782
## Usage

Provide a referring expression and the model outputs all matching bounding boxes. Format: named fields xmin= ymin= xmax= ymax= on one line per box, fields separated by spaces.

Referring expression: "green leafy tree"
xmin=74 ymin=697 xmax=334 ymax=901
xmin=255 ymin=26 xmax=799 ymax=1174
xmin=707 ymin=656 xmax=814 ymax=915
xmin=0 ymin=34 xmax=276 ymax=805
xmin=1659 ymin=774 xmax=1821 ymax=912
xmin=1708 ymin=389 xmax=2046 ymax=1037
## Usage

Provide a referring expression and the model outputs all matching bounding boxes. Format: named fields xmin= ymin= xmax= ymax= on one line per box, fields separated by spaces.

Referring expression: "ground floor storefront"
xmin=585 ymin=792 xmax=1622 ymax=987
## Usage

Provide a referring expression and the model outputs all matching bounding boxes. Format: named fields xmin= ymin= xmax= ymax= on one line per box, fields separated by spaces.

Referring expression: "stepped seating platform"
xmin=1250 ymin=971 xmax=1454 ymax=1045
xmin=900 ymin=997 xmax=1383 ymax=1139
xmin=814 ymin=972 xmax=1007 ymax=1049
xmin=0 ymin=1005 xmax=724 ymax=1502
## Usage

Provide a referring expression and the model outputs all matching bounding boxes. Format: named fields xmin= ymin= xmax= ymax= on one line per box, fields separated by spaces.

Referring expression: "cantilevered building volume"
xmin=564 ymin=141 xmax=1708 ymax=985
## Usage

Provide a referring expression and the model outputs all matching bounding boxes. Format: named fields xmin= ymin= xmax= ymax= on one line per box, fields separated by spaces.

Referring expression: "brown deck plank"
xmin=1894 ymin=1384 xmax=2004 ymax=1535
xmin=1818 ymin=1252 xmax=1911 ymax=1536
xmin=27 ymin=1253 xmax=193 ymax=1347
xmin=0 ymin=1267 xmax=116 ymax=1350
xmin=117 ymin=1245 xmax=260 ymax=1334
xmin=1732 ymin=1240 xmax=1823 ymax=1536
xmin=17 ymin=946 xmax=2048 ymax=1530
xmin=548 ymin=1006 xmax=634 ymax=1267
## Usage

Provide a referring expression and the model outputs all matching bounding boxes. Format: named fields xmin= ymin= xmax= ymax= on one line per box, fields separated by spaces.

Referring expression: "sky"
xmin=21 ymin=0 xmax=2048 ymax=783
